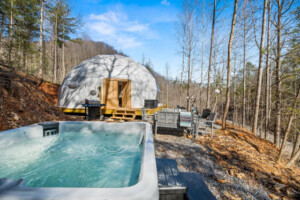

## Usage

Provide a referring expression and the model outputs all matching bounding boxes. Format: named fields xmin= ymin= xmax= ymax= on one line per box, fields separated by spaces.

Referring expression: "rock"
xmin=236 ymin=172 xmax=247 ymax=180
xmin=257 ymin=172 xmax=268 ymax=179
xmin=228 ymin=169 xmax=237 ymax=176
xmin=285 ymin=188 xmax=299 ymax=198
xmin=224 ymin=191 xmax=242 ymax=200
xmin=273 ymin=182 xmax=286 ymax=193
xmin=11 ymin=112 xmax=20 ymax=121
xmin=217 ymin=179 xmax=228 ymax=184
xmin=106 ymin=118 xmax=114 ymax=122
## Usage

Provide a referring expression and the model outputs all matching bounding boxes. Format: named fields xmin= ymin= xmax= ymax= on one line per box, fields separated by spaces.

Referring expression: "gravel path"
xmin=155 ymin=134 xmax=271 ymax=200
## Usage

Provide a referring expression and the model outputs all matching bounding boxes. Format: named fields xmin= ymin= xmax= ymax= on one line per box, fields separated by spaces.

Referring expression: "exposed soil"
xmin=155 ymin=121 xmax=300 ymax=200
xmin=0 ymin=64 xmax=80 ymax=131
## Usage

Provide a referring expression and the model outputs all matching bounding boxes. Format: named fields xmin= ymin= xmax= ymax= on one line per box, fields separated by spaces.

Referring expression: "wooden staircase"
xmin=111 ymin=108 xmax=136 ymax=121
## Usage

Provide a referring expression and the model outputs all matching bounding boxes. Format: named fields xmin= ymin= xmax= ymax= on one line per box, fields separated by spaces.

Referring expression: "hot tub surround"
xmin=0 ymin=122 xmax=158 ymax=200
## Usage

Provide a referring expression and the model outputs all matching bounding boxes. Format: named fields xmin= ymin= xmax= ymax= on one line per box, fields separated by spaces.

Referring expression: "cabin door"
xmin=121 ymin=80 xmax=131 ymax=108
xmin=103 ymin=78 xmax=131 ymax=109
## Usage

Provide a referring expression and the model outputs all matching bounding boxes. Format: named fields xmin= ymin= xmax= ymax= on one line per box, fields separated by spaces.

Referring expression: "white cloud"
xmin=116 ymin=35 xmax=142 ymax=49
xmin=90 ymin=12 xmax=120 ymax=23
xmin=161 ymin=0 xmax=170 ymax=6
xmin=86 ymin=11 xmax=150 ymax=49
xmin=126 ymin=24 xmax=148 ymax=32
xmin=89 ymin=22 xmax=116 ymax=36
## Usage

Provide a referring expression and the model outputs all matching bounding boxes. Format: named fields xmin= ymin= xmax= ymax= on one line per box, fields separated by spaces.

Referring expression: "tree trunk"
xmin=233 ymin=57 xmax=236 ymax=125
xmin=0 ymin=14 xmax=4 ymax=54
xmin=222 ymin=0 xmax=239 ymax=130
xmin=62 ymin=25 xmax=65 ymax=82
xmin=200 ymin=1 xmax=205 ymax=110
xmin=278 ymin=86 xmax=300 ymax=162
xmin=206 ymin=0 xmax=216 ymax=109
xmin=187 ymin=28 xmax=191 ymax=111
xmin=252 ymin=0 xmax=267 ymax=135
xmin=275 ymin=1 xmax=282 ymax=147
xmin=53 ymin=11 xmax=58 ymax=83
xmin=286 ymin=148 xmax=300 ymax=168
xmin=265 ymin=0 xmax=271 ymax=140
xmin=242 ymin=1 xmax=247 ymax=127
xmin=22 ymin=44 xmax=26 ymax=72
xmin=292 ymin=132 xmax=300 ymax=157
xmin=8 ymin=0 xmax=13 ymax=65
xmin=180 ymin=45 xmax=184 ymax=106
xmin=38 ymin=0 xmax=44 ymax=78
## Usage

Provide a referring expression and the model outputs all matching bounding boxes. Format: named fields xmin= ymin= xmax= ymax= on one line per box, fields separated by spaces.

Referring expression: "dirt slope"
xmin=155 ymin=121 xmax=300 ymax=200
xmin=0 ymin=64 xmax=78 ymax=131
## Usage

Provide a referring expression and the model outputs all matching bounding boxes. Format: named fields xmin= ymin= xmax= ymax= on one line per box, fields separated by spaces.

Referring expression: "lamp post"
xmin=213 ymin=89 xmax=220 ymax=112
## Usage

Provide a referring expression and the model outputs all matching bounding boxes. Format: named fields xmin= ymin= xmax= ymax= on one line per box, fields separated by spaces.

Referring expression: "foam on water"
xmin=0 ymin=131 xmax=142 ymax=188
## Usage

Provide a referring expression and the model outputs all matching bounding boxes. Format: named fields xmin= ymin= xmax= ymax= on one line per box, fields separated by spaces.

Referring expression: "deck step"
xmin=156 ymin=158 xmax=216 ymax=200
xmin=178 ymin=172 xmax=216 ymax=200
xmin=111 ymin=108 xmax=136 ymax=121
xmin=110 ymin=116 xmax=135 ymax=121
xmin=156 ymin=158 xmax=186 ymax=200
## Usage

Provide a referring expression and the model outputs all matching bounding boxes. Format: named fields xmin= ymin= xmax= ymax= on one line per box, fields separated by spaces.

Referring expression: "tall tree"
xmin=264 ymin=0 xmax=271 ymax=139
xmin=165 ymin=63 xmax=170 ymax=107
xmin=242 ymin=0 xmax=247 ymax=127
xmin=206 ymin=0 xmax=216 ymax=109
xmin=53 ymin=8 xmax=58 ymax=83
xmin=177 ymin=0 xmax=198 ymax=111
xmin=278 ymin=86 xmax=300 ymax=162
xmin=38 ymin=0 xmax=44 ymax=78
xmin=59 ymin=0 xmax=78 ymax=81
xmin=222 ymin=0 xmax=239 ymax=130
xmin=274 ymin=0 xmax=283 ymax=147
xmin=8 ymin=0 xmax=13 ymax=65
xmin=252 ymin=0 xmax=268 ymax=135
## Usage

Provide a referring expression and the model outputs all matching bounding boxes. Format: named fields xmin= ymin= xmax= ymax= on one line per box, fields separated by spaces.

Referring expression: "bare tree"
xmin=222 ymin=0 xmax=239 ymax=130
xmin=206 ymin=0 xmax=216 ymax=109
xmin=38 ymin=0 xmax=44 ymax=78
xmin=265 ymin=0 xmax=271 ymax=139
xmin=53 ymin=10 xmax=58 ymax=83
xmin=252 ymin=0 xmax=268 ymax=135
xmin=242 ymin=0 xmax=248 ymax=127
xmin=278 ymin=86 xmax=300 ymax=162
xmin=177 ymin=0 xmax=199 ymax=111
xmin=287 ymin=146 xmax=300 ymax=168
xmin=272 ymin=0 xmax=294 ymax=147
xmin=8 ymin=0 xmax=13 ymax=64
xmin=165 ymin=63 xmax=170 ymax=107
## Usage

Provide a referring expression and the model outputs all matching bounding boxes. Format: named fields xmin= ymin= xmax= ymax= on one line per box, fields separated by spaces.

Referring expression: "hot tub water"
xmin=0 ymin=131 xmax=142 ymax=188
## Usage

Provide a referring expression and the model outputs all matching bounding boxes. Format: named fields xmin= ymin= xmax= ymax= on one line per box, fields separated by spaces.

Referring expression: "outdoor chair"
xmin=200 ymin=109 xmax=211 ymax=119
xmin=197 ymin=113 xmax=216 ymax=138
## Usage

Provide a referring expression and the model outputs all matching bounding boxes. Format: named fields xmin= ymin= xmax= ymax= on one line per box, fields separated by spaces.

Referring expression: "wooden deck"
xmin=156 ymin=158 xmax=216 ymax=200
xmin=110 ymin=108 xmax=136 ymax=121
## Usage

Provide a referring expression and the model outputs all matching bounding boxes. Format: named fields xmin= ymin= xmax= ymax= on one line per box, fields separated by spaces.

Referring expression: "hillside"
xmin=0 ymin=64 xmax=79 ymax=131
xmin=155 ymin=122 xmax=300 ymax=200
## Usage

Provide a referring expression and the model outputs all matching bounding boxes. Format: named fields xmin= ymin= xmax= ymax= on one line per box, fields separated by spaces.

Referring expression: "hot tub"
xmin=0 ymin=122 xmax=158 ymax=200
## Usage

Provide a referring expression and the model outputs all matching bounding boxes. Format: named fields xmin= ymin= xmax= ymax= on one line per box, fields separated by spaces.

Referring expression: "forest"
xmin=0 ymin=0 xmax=125 ymax=83
xmin=153 ymin=0 xmax=300 ymax=167
xmin=0 ymin=0 xmax=299 ymax=167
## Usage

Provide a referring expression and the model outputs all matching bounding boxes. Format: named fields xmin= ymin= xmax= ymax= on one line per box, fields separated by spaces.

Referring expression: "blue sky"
xmin=72 ymin=0 xmax=181 ymax=78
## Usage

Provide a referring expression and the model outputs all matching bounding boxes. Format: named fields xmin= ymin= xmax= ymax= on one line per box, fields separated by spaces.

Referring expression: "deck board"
xmin=156 ymin=158 xmax=216 ymax=200
xmin=178 ymin=172 xmax=216 ymax=200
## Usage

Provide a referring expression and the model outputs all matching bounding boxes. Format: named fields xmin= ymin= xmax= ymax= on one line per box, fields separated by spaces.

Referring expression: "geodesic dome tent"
xmin=57 ymin=54 xmax=160 ymax=113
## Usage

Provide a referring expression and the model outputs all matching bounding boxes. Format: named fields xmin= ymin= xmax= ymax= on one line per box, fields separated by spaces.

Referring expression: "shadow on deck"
xmin=157 ymin=158 xmax=216 ymax=200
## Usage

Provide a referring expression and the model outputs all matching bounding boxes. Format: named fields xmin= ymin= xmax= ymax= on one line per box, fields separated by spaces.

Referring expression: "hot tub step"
xmin=156 ymin=158 xmax=216 ymax=200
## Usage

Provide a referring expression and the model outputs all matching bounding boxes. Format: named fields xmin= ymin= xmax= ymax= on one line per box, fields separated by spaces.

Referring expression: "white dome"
xmin=57 ymin=54 xmax=160 ymax=109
